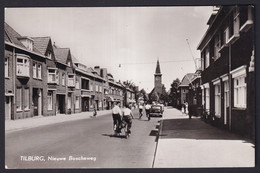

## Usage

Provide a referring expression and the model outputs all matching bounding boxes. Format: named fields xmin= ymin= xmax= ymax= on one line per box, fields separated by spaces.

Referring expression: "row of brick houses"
xmin=4 ymin=22 xmax=136 ymax=120
xmin=177 ymin=6 xmax=255 ymax=139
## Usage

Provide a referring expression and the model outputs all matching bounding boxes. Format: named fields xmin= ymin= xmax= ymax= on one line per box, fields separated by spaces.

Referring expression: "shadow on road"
xmin=160 ymin=118 xmax=253 ymax=144
xmin=102 ymin=133 xmax=127 ymax=139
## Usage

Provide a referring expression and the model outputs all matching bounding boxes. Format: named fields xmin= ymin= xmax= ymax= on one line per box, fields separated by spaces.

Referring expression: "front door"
xmin=5 ymin=96 xmax=12 ymax=120
xmin=224 ymin=81 xmax=229 ymax=125
xmin=33 ymin=88 xmax=39 ymax=116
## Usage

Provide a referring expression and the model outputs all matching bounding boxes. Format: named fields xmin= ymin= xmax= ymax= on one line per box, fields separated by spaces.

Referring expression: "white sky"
xmin=5 ymin=7 xmax=213 ymax=93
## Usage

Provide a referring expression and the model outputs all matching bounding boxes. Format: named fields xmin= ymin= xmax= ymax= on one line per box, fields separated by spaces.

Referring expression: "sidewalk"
xmin=5 ymin=109 xmax=111 ymax=133
xmin=153 ymin=107 xmax=255 ymax=168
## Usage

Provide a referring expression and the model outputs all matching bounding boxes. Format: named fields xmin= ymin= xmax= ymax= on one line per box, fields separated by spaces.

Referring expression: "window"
xmin=96 ymin=85 xmax=98 ymax=92
xmin=202 ymin=88 xmax=205 ymax=106
xmin=205 ymin=87 xmax=210 ymax=112
xmin=82 ymin=79 xmax=89 ymax=90
xmin=48 ymin=68 xmax=57 ymax=83
xmin=16 ymin=88 xmax=22 ymax=111
xmin=24 ymin=88 xmax=30 ymax=110
xmin=214 ymin=84 xmax=221 ymax=117
xmin=231 ymin=66 xmax=247 ymax=108
xmin=68 ymin=75 xmax=75 ymax=87
xmin=75 ymin=78 xmax=80 ymax=89
xmin=90 ymin=83 xmax=93 ymax=91
xmin=234 ymin=76 xmax=246 ymax=108
xmin=75 ymin=96 xmax=80 ymax=109
xmin=47 ymin=52 xmax=52 ymax=59
xmin=205 ymin=48 xmax=210 ymax=68
xmin=33 ymin=63 xmax=37 ymax=78
xmin=223 ymin=27 xmax=230 ymax=44
xmin=56 ymin=71 xmax=59 ymax=85
xmin=47 ymin=91 xmax=53 ymax=110
xmin=38 ymin=64 xmax=42 ymax=79
xmin=67 ymin=94 xmax=72 ymax=109
xmin=62 ymin=73 xmax=65 ymax=86
xmin=16 ymin=55 xmax=30 ymax=77
xmin=5 ymin=58 xmax=8 ymax=77
xmin=214 ymin=34 xmax=221 ymax=60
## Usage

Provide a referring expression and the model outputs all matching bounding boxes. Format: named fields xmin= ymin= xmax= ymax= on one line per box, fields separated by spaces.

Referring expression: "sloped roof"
xmin=4 ymin=22 xmax=25 ymax=48
xmin=31 ymin=37 xmax=51 ymax=55
xmin=53 ymin=47 xmax=70 ymax=64
xmin=155 ymin=59 xmax=161 ymax=74
xmin=5 ymin=23 xmax=42 ymax=55
xmin=72 ymin=55 xmax=80 ymax=64
xmin=179 ymin=73 xmax=195 ymax=86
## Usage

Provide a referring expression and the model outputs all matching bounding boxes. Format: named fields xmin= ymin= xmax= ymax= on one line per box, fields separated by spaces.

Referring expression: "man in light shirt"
xmin=112 ymin=102 xmax=122 ymax=133
xmin=145 ymin=104 xmax=151 ymax=121
xmin=122 ymin=103 xmax=134 ymax=134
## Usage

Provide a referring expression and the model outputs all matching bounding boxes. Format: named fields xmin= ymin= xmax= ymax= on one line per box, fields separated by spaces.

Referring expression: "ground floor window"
xmin=75 ymin=96 xmax=80 ymax=109
xmin=231 ymin=66 xmax=247 ymax=108
xmin=47 ymin=91 xmax=53 ymax=110
xmin=68 ymin=94 xmax=72 ymax=109
xmin=205 ymin=87 xmax=210 ymax=112
xmin=24 ymin=88 xmax=30 ymax=110
xmin=214 ymin=84 xmax=221 ymax=118
xmin=16 ymin=88 xmax=22 ymax=111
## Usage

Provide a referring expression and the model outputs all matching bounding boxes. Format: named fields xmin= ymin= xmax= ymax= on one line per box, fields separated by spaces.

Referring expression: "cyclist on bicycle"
xmin=112 ymin=102 xmax=122 ymax=133
xmin=122 ymin=103 xmax=134 ymax=134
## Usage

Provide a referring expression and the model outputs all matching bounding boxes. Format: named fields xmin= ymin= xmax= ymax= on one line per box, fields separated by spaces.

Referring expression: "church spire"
xmin=155 ymin=59 xmax=161 ymax=74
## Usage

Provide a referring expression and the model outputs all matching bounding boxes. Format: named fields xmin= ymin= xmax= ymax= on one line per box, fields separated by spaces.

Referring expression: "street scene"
xmin=4 ymin=5 xmax=255 ymax=169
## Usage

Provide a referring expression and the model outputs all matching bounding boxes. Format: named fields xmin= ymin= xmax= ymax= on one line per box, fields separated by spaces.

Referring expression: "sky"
xmin=5 ymin=7 xmax=213 ymax=93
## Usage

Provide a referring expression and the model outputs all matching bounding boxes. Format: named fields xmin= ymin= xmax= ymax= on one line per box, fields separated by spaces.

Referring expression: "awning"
xmin=81 ymin=94 xmax=91 ymax=98
xmin=106 ymin=96 xmax=114 ymax=102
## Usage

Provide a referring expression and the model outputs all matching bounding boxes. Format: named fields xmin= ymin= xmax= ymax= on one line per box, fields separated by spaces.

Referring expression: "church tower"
xmin=154 ymin=59 xmax=162 ymax=95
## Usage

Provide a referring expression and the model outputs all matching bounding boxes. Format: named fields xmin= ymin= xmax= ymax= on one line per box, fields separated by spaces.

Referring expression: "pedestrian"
xmin=182 ymin=103 xmax=185 ymax=115
xmin=93 ymin=106 xmax=97 ymax=117
xmin=138 ymin=104 xmax=143 ymax=119
xmin=145 ymin=104 xmax=151 ymax=121
xmin=112 ymin=102 xmax=122 ymax=134
xmin=122 ymin=103 xmax=134 ymax=134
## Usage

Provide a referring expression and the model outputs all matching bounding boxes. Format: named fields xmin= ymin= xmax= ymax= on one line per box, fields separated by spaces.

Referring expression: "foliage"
xmin=169 ymin=78 xmax=181 ymax=107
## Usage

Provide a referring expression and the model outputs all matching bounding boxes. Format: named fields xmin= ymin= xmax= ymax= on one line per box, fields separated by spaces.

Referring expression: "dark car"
xmin=150 ymin=105 xmax=163 ymax=117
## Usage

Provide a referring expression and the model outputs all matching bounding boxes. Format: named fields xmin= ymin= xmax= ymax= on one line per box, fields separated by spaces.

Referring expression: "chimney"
xmin=101 ymin=68 xmax=107 ymax=78
xmin=94 ymin=66 xmax=101 ymax=76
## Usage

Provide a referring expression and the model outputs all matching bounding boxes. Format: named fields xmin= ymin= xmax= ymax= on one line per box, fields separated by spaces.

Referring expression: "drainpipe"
xmin=12 ymin=47 xmax=16 ymax=120
xmin=228 ymin=43 xmax=232 ymax=131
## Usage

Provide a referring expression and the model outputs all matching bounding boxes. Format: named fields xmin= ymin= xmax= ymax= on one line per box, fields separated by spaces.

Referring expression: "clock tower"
xmin=154 ymin=59 xmax=162 ymax=95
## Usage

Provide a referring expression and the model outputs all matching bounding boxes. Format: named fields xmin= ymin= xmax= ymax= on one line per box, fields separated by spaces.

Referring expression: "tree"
xmin=140 ymin=88 xmax=149 ymax=102
xmin=169 ymin=78 xmax=180 ymax=107
xmin=149 ymin=91 xmax=159 ymax=103
xmin=159 ymin=85 xmax=169 ymax=104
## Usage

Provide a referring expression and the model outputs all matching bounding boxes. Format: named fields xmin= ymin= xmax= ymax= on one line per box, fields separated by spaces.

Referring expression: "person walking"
xmin=112 ymin=102 xmax=122 ymax=133
xmin=145 ymin=104 xmax=151 ymax=121
xmin=122 ymin=103 xmax=134 ymax=134
xmin=138 ymin=104 xmax=143 ymax=119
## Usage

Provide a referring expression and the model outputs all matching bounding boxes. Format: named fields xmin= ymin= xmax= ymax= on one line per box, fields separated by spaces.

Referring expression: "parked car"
xmin=150 ymin=104 xmax=163 ymax=117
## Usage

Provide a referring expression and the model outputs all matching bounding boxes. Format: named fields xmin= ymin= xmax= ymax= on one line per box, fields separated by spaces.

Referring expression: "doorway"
xmin=57 ymin=94 xmax=65 ymax=114
xmin=5 ymin=96 xmax=13 ymax=120
xmin=33 ymin=88 xmax=42 ymax=116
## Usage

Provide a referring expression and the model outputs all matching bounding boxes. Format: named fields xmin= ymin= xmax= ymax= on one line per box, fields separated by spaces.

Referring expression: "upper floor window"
xmin=75 ymin=77 xmax=80 ymax=89
xmin=82 ymin=79 xmax=89 ymax=90
xmin=62 ymin=73 xmax=65 ymax=86
xmin=214 ymin=34 xmax=221 ymax=60
xmin=33 ymin=63 xmax=37 ymax=78
xmin=223 ymin=26 xmax=230 ymax=44
xmin=48 ymin=68 xmax=57 ymax=84
xmin=205 ymin=48 xmax=210 ymax=68
xmin=38 ymin=64 xmax=42 ymax=79
xmin=5 ymin=58 xmax=8 ymax=78
xmin=56 ymin=71 xmax=60 ymax=85
xmin=47 ymin=52 xmax=52 ymax=59
xmin=68 ymin=74 xmax=75 ymax=87
xmin=16 ymin=55 xmax=30 ymax=77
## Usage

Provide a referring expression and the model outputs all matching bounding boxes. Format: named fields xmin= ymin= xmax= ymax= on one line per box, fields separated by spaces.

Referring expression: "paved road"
xmin=5 ymin=109 xmax=160 ymax=169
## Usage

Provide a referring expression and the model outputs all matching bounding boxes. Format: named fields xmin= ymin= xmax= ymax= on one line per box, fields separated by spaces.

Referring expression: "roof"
xmin=5 ymin=22 xmax=42 ymax=55
xmin=31 ymin=37 xmax=51 ymax=55
xmin=72 ymin=55 xmax=80 ymax=64
xmin=179 ymin=73 xmax=196 ymax=87
xmin=53 ymin=47 xmax=70 ymax=64
xmin=155 ymin=59 xmax=161 ymax=74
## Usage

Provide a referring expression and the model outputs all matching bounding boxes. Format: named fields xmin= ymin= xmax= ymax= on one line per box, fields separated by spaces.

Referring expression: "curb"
xmin=152 ymin=117 xmax=164 ymax=168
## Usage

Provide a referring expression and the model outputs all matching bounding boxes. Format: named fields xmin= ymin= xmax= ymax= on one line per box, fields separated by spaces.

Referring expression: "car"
xmin=150 ymin=104 xmax=163 ymax=117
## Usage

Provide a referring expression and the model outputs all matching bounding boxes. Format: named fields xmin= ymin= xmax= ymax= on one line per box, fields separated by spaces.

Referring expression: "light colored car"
xmin=150 ymin=105 xmax=163 ymax=117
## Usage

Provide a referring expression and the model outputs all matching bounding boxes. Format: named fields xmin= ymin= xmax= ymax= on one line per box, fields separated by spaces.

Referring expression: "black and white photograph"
xmin=4 ymin=5 xmax=255 ymax=169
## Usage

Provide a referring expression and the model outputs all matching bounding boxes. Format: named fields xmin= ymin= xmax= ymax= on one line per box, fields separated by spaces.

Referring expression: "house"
xmin=53 ymin=45 xmax=75 ymax=114
xmin=5 ymin=23 xmax=48 ymax=119
xmin=32 ymin=37 xmax=57 ymax=116
xmin=197 ymin=6 xmax=254 ymax=138
xmin=177 ymin=73 xmax=196 ymax=108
